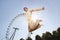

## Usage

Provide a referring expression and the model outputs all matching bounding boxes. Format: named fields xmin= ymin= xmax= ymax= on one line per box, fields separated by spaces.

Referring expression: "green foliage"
xmin=35 ymin=35 xmax=42 ymax=40
xmin=26 ymin=37 xmax=32 ymax=40
xmin=20 ymin=38 xmax=24 ymax=40
xmin=19 ymin=27 xmax=60 ymax=40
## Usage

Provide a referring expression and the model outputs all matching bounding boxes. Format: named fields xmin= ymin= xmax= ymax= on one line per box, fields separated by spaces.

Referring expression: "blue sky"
xmin=0 ymin=0 xmax=60 ymax=40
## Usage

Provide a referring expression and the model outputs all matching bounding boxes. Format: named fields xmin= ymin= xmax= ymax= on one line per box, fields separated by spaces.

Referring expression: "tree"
xmin=42 ymin=32 xmax=52 ymax=40
xmin=57 ymin=27 xmax=60 ymax=40
xmin=26 ymin=37 xmax=32 ymax=40
xmin=52 ymin=31 xmax=58 ymax=40
xmin=57 ymin=27 xmax=60 ymax=35
xmin=35 ymin=35 xmax=42 ymax=40
xmin=20 ymin=38 xmax=24 ymax=40
xmin=42 ymin=33 xmax=46 ymax=40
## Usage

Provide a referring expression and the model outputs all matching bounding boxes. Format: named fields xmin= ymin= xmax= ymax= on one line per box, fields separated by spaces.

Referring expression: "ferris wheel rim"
xmin=6 ymin=13 xmax=25 ymax=40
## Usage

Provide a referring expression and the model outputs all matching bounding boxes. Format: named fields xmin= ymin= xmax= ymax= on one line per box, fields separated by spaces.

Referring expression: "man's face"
xmin=24 ymin=7 xmax=28 ymax=12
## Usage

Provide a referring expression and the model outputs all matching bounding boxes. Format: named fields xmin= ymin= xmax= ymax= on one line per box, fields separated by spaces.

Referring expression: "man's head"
xmin=23 ymin=7 xmax=28 ymax=12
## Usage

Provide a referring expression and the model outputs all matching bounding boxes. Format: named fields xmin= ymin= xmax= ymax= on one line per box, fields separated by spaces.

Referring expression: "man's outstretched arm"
xmin=31 ymin=6 xmax=45 ymax=12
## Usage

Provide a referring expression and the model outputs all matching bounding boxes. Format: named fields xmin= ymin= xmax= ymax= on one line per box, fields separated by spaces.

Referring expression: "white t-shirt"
xmin=25 ymin=11 xmax=39 ymax=29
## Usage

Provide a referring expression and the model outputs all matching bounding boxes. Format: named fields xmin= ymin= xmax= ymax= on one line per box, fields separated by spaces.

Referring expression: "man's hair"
xmin=23 ymin=7 xmax=28 ymax=10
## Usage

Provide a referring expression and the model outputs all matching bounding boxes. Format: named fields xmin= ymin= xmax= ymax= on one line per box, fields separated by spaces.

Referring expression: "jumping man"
xmin=23 ymin=6 xmax=45 ymax=32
